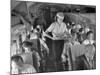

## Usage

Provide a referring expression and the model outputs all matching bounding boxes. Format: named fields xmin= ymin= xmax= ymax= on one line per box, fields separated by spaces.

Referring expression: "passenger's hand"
xmin=42 ymin=37 xmax=46 ymax=41
xmin=61 ymin=54 xmax=67 ymax=62
xmin=37 ymin=62 xmax=40 ymax=67
xmin=43 ymin=32 xmax=47 ymax=37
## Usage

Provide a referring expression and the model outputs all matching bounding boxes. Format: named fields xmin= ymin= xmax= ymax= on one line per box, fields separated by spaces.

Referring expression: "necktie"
xmin=89 ymin=59 xmax=93 ymax=69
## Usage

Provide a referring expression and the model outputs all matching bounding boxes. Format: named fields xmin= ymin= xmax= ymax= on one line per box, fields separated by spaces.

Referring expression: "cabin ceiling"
xmin=11 ymin=1 xmax=96 ymax=29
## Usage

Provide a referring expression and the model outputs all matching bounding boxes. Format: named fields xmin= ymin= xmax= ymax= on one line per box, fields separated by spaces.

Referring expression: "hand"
xmin=37 ymin=62 xmax=40 ymax=67
xmin=61 ymin=54 xmax=67 ymax=62
xmin=42 ymin=37 xmax=46 ymax=41
xmin=43 ymin=32 xmax=47 ymax=37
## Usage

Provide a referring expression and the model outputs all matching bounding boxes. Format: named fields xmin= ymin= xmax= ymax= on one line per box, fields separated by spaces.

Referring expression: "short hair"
xmin=86 ymin=31 xmax=94 ymax=36
xmin=11 ymin=55 xmax=23 ymax=63
xmin=12 ymin=40 xmax=16 ymax=43
xmin=22 ymin=41 xmax=33 ymax=48
xmin=71 ymin=22 xmax=75 ymax=26
xmin=79 ymin=28 xmax=84 ymax=32
xmin=71 ymin=29 xmax=76 ymax=35
xmin=31 ymin=30 xmax=34 ymax=33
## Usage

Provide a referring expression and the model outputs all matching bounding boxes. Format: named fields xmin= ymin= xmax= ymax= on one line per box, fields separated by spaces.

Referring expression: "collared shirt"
xmin=20 ymin=64 xmax=37 ymax=74
xmin=46 ymin=22 xmax=68 ymax=37
xmin=83 ymin=39 xmax=95 ymax=45
xmin=30 ymin=33 xmax=38 ymax=39
xmin=62 ymin=40 xmax=80 ymax=57
xmin=21 ymin=33 xmax=27 ymax=42
xmin=11 ymin=64 xmax=37 ymax=74
xmin=70 ymin=41 xmax=80 ymax=46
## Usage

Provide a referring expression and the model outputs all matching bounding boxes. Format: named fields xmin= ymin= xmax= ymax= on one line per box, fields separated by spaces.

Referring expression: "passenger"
xmin=30 ymin=30 xmax=38 ymax=39
xmin=11 ymin=55 xmax=37 ymax=74
xmin=70 ymin=29 xmax=80 ymax=46
xmin=75 ymin=24 xmax=82 ymax=33
xmin=72 ymin=22 xmax=76 ymax=30
xmin=73 ymin=43 xmax=95 ymax=70
xmin=83 ymin=31 xmax=95 ymax=45
xmin=22 ymin=41 xmax=41 ymax=72
xmin=77 ymin=28 xmax=84 ymax=44
xmin=61 ymin=30 xmax=80 ymax=64
xmin=82 ymin=26 xmax=90 ymax=40
xmin=68 ymin=22 xmax=74 ymax=34
xmin=22 ymin=41 xmax=33 ymax=53
xmin=35 ymin=25 xmax=49 ymax=54
xmin=84 ymin=26 xmax=90 ymax=33
xmin=30 ymin=25 xmax=42 ymax=39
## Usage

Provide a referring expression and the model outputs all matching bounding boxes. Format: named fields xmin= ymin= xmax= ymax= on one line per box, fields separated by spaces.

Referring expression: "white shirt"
xmin=46 ymin=22 xmax=68 ymax=37
xmin=30 ymin=33 xmax=38 ymax=39
xmin=83 ymin=39 xmax=95 ymax=45
xmin=21 ymin=33 xmax=27 ymax=42
xmin=11 ymin=64 xmax=36 ymax=74
xmin=20 ymin=64 xmax=37 ymax=74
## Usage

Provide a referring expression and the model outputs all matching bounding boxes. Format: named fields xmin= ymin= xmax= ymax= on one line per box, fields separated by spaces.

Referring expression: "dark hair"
xmin=11 ymin=55 xmax=23 ymax=63
xmin=79 ymin=28 xmax=84 ymax=32
xmin=71 ymin=23 xmax=75 ymax=27
xmin=22 ymin=41 xmax=33 ymax=48
xmin=12 ymin=40 xmax=16 ymax=43
xmin=71 ymin=29 xmax=76 ymax=35
xmin=31 ymin=30 xmax=34 ymax=33
xmin=86 ymin=31 xmax=94 ymax=37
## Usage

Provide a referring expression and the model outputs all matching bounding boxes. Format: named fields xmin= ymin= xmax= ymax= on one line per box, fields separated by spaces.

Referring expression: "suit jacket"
xmin=73 ymin=55 xmax=96 ymax=70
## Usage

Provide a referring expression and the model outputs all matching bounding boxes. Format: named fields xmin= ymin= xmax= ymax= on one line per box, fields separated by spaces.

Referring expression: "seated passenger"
xmin=11 ymin=55 xmax=37 ymax=74
xmin=73 ymin=44 xmax=96 ymax=70
xmin=36 ymin=25 xmax=49 ymax=54
xmin=30 ymin=30 xmax=38 ymax=39
xmin=22 ymin=42 xmax=41 ymax=70
xmin=70 ymin=30 xmax=80 ymax=46
xmin=82 ymin=26 xmax=90 ymax=40
xmin=74 ymin=24 xmax=82 ymax=33
xmin=77 ymin=28 xmax=84 ymax=44
xmin=83 ymin=31 xmax=95 ymax=45
xmin=61 ymin=30 xmax=80 ymax=64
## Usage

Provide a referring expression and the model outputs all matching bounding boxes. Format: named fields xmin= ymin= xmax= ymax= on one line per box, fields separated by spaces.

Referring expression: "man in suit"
xmin=73 ymin=45 xmax=96 ymax=70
